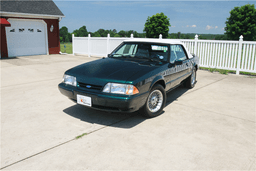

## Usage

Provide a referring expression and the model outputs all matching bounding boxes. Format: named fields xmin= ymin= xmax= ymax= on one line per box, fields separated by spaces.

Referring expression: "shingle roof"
xmin=0 ymin=0 xmax=64 ymax=16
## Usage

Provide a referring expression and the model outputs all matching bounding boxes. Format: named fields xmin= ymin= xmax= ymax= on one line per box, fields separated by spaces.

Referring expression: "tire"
xmin=186 ymin=67 xmax=196 ymax=88
xmin=140 ymin=84 xmax=166 ymax=118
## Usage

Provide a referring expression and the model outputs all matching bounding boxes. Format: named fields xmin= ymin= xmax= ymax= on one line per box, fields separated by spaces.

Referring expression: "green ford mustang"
xmin=58 ymin=39 xmax=199 ymax=117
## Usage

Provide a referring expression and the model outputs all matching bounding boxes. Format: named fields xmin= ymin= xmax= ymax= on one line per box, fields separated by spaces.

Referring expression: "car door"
xmin=169 ymin=45 xmax=189 ymax=86
xmin=165 ymin=45 xmax=180 ymax=90
xmin=176 ymin=45 xmax=191 ymax=81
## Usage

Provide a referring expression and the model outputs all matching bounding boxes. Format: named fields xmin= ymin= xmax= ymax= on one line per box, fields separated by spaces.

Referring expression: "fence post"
xmin=88 ymin=34 xmax=91 ymax=57
xmin=72 ymin=34 xmax=75 ymax=56
xmin=131 ymin=33 xmax=134 ymax=38
xmin=194 ymin=34 xmax=198 ymax=54
xmin=236 ymin=35 xmax=243 ymax=75
xmin=159 ymin=34 xmax=162 ymax=39
xmin=107 ymin=33 xmax=110 ymax=55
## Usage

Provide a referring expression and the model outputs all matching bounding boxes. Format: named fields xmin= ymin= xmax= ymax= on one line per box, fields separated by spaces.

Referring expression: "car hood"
xmin=66 ymin=58 xmax=159 ymax=85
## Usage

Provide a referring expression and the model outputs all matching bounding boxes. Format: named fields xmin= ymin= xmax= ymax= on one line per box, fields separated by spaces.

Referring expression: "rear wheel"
xmin=140 ymin=84 xmax=166 ymax=118
xmin=186 ymin=67 xmax=196 ymax=88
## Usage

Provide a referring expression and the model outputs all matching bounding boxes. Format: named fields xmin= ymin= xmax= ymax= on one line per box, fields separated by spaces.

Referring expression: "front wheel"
xmin=140 ymin=84 xmax=166 ymax=118
xmin=185 ymin=67 xmax=196 ymax=88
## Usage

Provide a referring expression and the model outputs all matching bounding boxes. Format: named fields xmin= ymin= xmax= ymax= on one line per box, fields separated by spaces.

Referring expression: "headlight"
xmin=62 ymin=74 xmax=77 ymax=86
xmin=102 ymin=83 xmax=139 ymax=95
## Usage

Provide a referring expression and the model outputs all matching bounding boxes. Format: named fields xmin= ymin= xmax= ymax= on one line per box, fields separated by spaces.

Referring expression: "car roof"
xmin=123 ymin=38 xmax=194 ymax=59
xmin=123 ymin=38 xmax=183 ymax=45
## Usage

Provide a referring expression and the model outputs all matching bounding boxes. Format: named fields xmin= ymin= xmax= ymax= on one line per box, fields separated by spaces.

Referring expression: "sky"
xmin=54 ymin=0 xmax=256 ymax=34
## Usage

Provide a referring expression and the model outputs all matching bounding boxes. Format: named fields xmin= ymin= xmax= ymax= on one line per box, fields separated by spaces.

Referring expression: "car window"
xmin=149 ymin=45 xmax=168 ymax=61
xmin=135 ymin=44 xmax=150 ymax=58
xmin=170 ymin=45 xmax=187 ymax=63
xmin=113 ymin=44 xmax=138 ymax=57
xmin=111 ymin=43 xmax=169 ymax=62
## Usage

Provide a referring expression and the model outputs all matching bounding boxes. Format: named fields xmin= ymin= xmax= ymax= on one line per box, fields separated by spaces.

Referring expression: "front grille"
xmin=78 ymin=82 xmax=103 ymax=91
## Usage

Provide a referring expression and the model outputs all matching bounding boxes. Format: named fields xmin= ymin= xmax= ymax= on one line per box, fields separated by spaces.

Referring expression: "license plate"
xmin=77 ymin=94 xmax=92 ymax=107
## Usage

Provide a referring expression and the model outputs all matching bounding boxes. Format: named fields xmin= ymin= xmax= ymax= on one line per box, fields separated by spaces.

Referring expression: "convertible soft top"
xmin=123 ymin=38 xmax=193 ymax=59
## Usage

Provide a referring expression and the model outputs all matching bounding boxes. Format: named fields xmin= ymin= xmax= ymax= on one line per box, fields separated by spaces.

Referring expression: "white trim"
xmin=0 ymin=11 xmax=65 ymax=19
xmin=42 ymin=20 xmax=49 ymax=55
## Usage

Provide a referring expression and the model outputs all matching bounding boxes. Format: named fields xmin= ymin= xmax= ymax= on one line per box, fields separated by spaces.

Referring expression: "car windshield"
xmin=109 ymin=42 xmax=169 ymax=62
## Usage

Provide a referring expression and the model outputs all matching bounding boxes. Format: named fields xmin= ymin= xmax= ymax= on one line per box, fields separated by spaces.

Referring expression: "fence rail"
xmin=72 ymin=34 xmax=256 ymax=75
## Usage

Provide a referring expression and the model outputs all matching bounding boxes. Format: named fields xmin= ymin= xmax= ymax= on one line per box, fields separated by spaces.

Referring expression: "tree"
xmin=143 ymin=12 xmax=171 ymax=38
xmin=198 ymin=35 xmax=207 ymax=40
xmin=95 ymin=29 xmax=105 ymax=37
xmin=72 ymin=29 xmax=79 ymax=37
xmin=169 ymin=33 xmax=178 ymax=39
xmin=177 ymin=32 xmax=181 ymax=39
xmin=78 ymin=26 xmax=88 ymax=37
xmin=215 ymin=34 xmax=228 ymax=40
xmin=68 ymin=33 xmax=72 ymax=42
xmin=118 ymin=30 xmax=126 ymax=37
xmin=133 ymin=31 xmax=139 ymax=37
xmin=64 ymin=35 xmax=69 ymax=42
xmin=185 ymin=34 xmax=191 ymax=39
xmin=225 ymin=4 xmax=256 ymax=41
xmin=60 ymin=36 xmax=63 ymax=43
xmin=93 ymin=32 xmax=101 ymax=37
xmin=71 ymin=26 xmax=88 ymax=37
xmin=109 ymin=31 xmax=115 ymax=37
xmin=59 ymin=26 xmax=68 ymax=39
xmin=127 ymin=30 xmax=134 ymax=37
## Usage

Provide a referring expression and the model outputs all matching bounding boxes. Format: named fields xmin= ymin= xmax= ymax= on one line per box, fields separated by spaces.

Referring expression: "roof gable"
xmin=0 ymin=0 xmax=64 ymax=16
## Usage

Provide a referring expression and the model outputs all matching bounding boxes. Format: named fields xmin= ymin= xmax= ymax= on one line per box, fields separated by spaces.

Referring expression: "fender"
xmin=191 ymin=55 xmax=199 ymax=70
xmin=149 ymin=75 xmax=165 ymax=89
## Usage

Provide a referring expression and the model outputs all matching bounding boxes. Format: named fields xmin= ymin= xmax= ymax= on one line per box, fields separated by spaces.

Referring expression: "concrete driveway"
xmin=1 ymin=55 xmax=255 ymax=170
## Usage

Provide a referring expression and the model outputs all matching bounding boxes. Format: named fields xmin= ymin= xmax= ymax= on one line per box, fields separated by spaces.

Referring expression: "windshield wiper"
xmin=142 ymin=57 xmax=161 ymax=62
xmin=134 ymin=56 xmax=149 ymax=60
xmin=121 ymin=55 xmax=132 ymax=58
xmin=110 ymin=54 xmax=130 ymax=58
xmin=151 ymin=58 xmax=163 ymax=62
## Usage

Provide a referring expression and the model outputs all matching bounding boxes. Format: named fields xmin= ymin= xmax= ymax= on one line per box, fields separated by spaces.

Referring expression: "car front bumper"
xmin=58 ymin=83 xmax=148 ymax=113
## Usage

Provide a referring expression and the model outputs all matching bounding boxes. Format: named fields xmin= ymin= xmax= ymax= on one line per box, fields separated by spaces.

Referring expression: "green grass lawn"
xmin=199 ymin=67 xmax=256 ymax=76
xmin=60 ymin=43 xmax=72 ymax=54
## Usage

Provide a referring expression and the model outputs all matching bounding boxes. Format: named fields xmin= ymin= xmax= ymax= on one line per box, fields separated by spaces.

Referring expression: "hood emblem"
xmin=86 ymin=85 xmax=91 ymax=88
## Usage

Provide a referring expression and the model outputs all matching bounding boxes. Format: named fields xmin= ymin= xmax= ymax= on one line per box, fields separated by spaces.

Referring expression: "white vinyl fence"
xmin=72 ymin=34 xmax=256 ymax=75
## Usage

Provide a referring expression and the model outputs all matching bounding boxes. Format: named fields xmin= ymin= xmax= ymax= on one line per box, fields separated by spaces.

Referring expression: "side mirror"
xmin=168 ymin=63 xmax=175 ymax=68
xmin=107 ymin=54 xmax=111 ymax=57
xmin=175 ymin=60 xmax=183 ymax=65
xmin=168 ymin=61 xmax=183 ymax=68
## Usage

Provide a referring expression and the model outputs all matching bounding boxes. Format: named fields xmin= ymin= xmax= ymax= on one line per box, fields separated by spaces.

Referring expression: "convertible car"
xmin=58 ymin=39 xmax=199 ymax=117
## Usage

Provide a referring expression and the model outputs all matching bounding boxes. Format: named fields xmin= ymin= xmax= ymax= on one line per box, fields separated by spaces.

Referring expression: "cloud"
xmin=185 ymin=25 xmax=196 ymax=28
xmin=215 ymin=26 xmax=218 ymax=29
xmin=182 ymin=25 xmax=196 ymax=27
xmin=206 ymin=25 xmax=214 ymax=30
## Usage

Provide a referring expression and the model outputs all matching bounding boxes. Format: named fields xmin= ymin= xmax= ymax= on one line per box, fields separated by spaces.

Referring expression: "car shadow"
xmin=63 ymin=104 xmax=147 ymax=129
xmin=63 ymin=85 xmax=188 ymax=129
xmin=165 ymin=85 xmax=189 ymax=106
